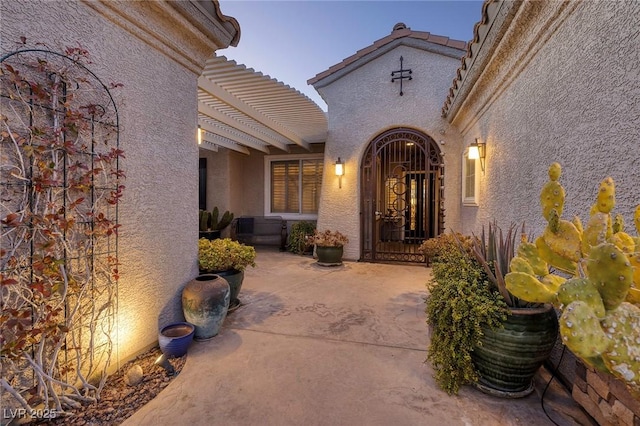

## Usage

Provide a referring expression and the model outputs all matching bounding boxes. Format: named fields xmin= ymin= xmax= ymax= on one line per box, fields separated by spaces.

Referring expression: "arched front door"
xmin=360 ymin=128 xmax=444 ymax=263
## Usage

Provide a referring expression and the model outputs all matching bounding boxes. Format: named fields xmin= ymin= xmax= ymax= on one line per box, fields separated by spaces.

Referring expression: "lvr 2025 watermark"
xmin=3 ymin=408 xmax=58 ymax=420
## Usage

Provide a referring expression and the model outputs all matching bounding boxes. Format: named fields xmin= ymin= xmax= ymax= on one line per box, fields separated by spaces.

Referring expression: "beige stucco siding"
xmin=1 ymin=0 xmax=231 ymax=362
xmin=453 ymin=1 xmax=640 ymax=238
xmin=316 ymin=45 xmax=464 ymax=260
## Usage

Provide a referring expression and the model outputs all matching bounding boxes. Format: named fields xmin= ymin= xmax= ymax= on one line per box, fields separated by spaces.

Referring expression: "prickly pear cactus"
xmin=540 ymin=162 xmax=565 ymax=221
xmin=587 ymin=243 xmax=633 ymax=311
xmin=504 ymin=163 xmax=640 ymax=393
xmin=560 ymin=301 xmax=610 ymax=359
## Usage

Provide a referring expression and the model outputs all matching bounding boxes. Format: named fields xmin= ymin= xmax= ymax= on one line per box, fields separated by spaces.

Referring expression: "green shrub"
xmin=426 ymin=233 xmax=508 ymax=395
xmin=288 ymin=221 xmax=316 ymax=254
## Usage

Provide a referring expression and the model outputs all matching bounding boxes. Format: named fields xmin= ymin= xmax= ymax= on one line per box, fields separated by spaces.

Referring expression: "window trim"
xmin=462 ymin=149 xmax=480 ymax=206
xmin=264 ymin=153 xmax=324 ymax=220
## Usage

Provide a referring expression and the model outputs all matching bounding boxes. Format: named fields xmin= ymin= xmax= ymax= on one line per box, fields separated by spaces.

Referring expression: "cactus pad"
xmin=516 ymin=239 xmax=549 ymax=276
xmin=572 ymin=216 xmax=584 ymax=236
xmin=601 ymin=303 xmax=640 ymax=393
xmin=634 ymin=205 xmax=640 ymax=235
xmin=596 ymin=177 xmax=616 ymax=214
xmin=560 ymin=301 xmax=610 ymax=359
xmin=505 ymin=272 xmax=557 ymax=304
xmin=543 ymin=218 xmax=582 ymax=262
xmin=548 ymin=162 xmax=562 ymax=181
xmin=535 ymin=236 xmax=577 ymax=275
xmin=541 ymin=274 xmax=566 ymax=294
xmin=582 ymin=212 xmax=611 ymax=256
xmin=557 ymin=278 xmax=605 ymax=318
xmin=629 ymin=252 xmax=640 ymax=289
xmin=609 ymin=232 xmax=636 ymax=254
xmin=587 ymin=243 xmax=633 ymax=311
xmin=509 ymin=256 xmax=535 ymax=275
xmin=541 ymin=181 xmax=565 ymax=222
xmin=612 ymin=214 xmax=625 ymax=234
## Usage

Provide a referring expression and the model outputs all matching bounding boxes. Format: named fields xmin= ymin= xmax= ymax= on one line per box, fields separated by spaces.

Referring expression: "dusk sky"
xmin=218 ymin=0 xmax=484 ymax=111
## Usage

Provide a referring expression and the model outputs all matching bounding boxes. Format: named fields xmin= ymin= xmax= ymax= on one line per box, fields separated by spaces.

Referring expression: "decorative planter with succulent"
xmin=504 ymin=163 xmax=640 ymax=395
xmin=199 ymin=206 xmax=234 ymax=240
xmin=425 ymin=232 xmax=508 ymax=395
xmin=198 ymin=238 xmax=256 ymax=310
xmin=469 ymin=222 xmax=559 ymax=397
xmin=313 ymin=229 xmax=349 ymax=266
xmin=426 ymin=222 xmax=559 ymax=397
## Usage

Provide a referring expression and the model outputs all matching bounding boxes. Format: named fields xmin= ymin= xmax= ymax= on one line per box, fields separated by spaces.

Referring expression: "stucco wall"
xmin=316 ymin=44 xmax=464 ymax=260
xmin=1 ymin=1 xmax=224 ymax=362
xmin=453 ymin=1 xmax=640 ymax=238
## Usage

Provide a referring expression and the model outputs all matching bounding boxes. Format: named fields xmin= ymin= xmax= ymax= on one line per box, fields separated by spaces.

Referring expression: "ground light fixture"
xmin=468 ymin=138 xmax=486 ymax=172
xmin=154 ymin=353 xmax=175 ymax=376
xmin=335 ymin=157 xmax=344 ymax=188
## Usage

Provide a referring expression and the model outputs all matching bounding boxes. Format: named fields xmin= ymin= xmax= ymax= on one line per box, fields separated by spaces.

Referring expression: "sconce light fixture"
xmin=335 ymin=157 xmax=344 ymax=188
xmin=154 ymin=354 xmax=175 ymax=376
xmin=197 ymin=125 xmax=203 ymax=145
xmin=469 ymin=138 xmax=486 ymax=172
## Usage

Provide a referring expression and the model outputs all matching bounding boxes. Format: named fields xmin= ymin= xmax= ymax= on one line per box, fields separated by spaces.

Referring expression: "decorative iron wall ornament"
xmin=391 ymin=56 xmax=412 ymax=96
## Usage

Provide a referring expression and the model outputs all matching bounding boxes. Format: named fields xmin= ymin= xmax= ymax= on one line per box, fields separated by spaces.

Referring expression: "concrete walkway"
xmin=123 ymin=249 xmax=594 ymax=426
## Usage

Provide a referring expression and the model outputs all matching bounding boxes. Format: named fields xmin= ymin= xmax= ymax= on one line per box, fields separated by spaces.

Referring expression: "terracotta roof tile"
xmin=308 ymin=23 xmax=467 ymax=85
xmin=442 ymin=0 xmax=495 ymax=117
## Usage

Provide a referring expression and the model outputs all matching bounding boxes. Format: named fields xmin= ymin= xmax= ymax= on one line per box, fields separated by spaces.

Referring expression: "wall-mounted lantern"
xmin=469 ymin=138 xmax=486 ymax=172
xmin=197 ymin=125 xmax=203 ymax=145
xmin=335 ymin=157 xmax=344 ymax=188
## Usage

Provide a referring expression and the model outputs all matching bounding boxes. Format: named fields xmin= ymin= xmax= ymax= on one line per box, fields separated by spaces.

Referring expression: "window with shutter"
xmin=265 ymin=155 xmax=324 ymax=219
xmin=462 ymin=151 xmax=479 ymax=206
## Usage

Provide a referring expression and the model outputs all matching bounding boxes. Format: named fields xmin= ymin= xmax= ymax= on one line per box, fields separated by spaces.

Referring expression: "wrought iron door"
xmin=361 ymin=128 xmax=443 ymax=263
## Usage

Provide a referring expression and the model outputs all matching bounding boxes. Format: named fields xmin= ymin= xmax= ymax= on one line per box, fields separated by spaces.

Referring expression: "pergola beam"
xmin=198 ymin=100 xmax=289 ymax=152
xmin=198 ymin=76 xmax=311 ymax=150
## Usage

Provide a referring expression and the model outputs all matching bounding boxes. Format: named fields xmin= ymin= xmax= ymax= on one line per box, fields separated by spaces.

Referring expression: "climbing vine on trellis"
xmin=0 ymin=42 xmax=124 ymax=418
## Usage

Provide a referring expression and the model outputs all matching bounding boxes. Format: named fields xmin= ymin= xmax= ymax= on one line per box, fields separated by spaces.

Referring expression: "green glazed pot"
xmin=316 ymin=245 xmax=344 ymax=266
xmin=212 ymin=269 xmax=244 ymax=305
xmin=472 ymin=304 xmax=559 ymax=397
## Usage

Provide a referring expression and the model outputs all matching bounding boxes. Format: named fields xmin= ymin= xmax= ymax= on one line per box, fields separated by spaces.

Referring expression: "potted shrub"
xmin=503 ymin=163 xmax=640 ymax=395
xmin=313 ymin=229 xmax=349 ymax=266
xmin=468 ymin=223 xmax=559 ymax=397
xmin=198 ymin=238 xmax=256 ymax=310
xmin=288 ymin=221 xmax=316 ymax=255
xmin=425 ymin=232 xmax=508 ymax=395
xmin=426 ymin=224 xmax=559 ymax=397
xmin=419 ymin=232 xmax=466 ymax=266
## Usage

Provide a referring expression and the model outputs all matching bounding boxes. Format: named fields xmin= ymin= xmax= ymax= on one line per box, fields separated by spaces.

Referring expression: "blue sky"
xmin=218 ymin=1 xmax=484 ymax=110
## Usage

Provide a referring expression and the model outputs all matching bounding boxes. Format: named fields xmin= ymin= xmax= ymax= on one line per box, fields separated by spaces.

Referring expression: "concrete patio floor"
xmin=123 ymin=248 xmax=595 ymax=426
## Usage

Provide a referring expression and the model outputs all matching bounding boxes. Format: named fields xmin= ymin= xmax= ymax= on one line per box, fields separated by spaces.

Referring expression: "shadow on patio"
xmin=123 ymin=248 xmax=594 ymax=426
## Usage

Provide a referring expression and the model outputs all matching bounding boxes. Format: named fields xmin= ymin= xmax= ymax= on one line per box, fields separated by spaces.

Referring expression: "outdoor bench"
xmin=231 ymin=216 xmax=288 ymax=251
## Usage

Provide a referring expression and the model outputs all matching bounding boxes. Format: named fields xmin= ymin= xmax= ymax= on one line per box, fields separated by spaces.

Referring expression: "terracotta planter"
xmin=182 ymin=274 xmax=230 ymax=340
xmin=316 ymin=245 xmax=344 ymax=266
xmin=472 ymin=304 xmax=559 ymax=397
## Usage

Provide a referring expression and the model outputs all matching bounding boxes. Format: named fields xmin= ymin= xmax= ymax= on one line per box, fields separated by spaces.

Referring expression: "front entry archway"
xmin=360 ymin=128 xmax=444 ymax=263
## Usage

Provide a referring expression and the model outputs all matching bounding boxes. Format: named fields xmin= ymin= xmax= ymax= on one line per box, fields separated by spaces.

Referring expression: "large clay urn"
xmin=182 ymin=274 xmax=230 ymax=340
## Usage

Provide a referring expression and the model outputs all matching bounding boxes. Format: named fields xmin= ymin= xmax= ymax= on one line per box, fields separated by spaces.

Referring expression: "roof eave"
xmin=441 ymin=0 xmax=522 ymax=121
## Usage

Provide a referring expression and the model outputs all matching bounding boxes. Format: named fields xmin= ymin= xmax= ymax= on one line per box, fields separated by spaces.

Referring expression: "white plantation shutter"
xmin=270 ymin=158 xmax=323 ymax=214
xmin=302 ymin=159 xmax=322 ymax=214
xmin=464 ymin=157 xmax=475 ymax=199
xmin=271 ymin=161 xmax=299 ymax=213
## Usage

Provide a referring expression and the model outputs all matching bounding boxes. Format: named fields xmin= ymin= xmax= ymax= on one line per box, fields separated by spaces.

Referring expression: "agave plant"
xmin=467 ymin=222 xmax=532 ymax=308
